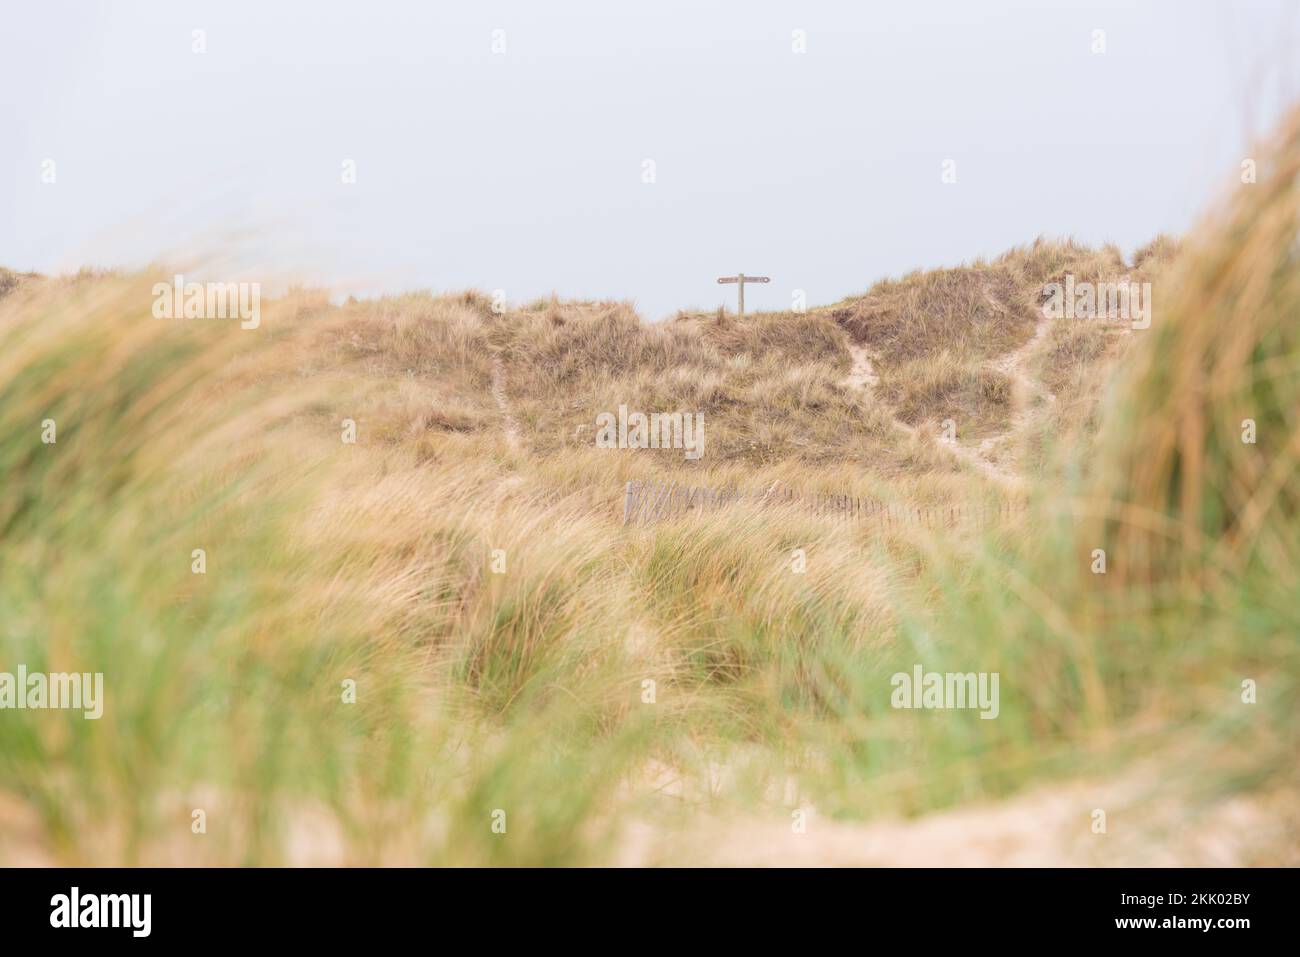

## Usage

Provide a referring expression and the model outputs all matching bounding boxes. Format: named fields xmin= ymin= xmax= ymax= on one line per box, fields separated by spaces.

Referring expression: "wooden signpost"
xmin=717 ymin=273 xmax=769 ymax=317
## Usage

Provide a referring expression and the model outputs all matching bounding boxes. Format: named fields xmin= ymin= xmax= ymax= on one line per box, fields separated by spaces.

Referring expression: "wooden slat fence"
xmin=622 ymin=479 xmax=1023 ymax=528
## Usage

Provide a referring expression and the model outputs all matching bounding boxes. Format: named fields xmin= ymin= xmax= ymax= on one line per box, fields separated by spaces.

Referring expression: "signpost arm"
xmin=715 ymin=274 xmax=767 ymax=317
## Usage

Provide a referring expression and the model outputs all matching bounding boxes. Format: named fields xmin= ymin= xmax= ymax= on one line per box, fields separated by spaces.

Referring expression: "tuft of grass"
xmin=879 ymin=350 xmax=1012 ymax=436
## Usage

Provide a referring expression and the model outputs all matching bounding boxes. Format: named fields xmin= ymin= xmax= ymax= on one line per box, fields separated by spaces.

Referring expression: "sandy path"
xmin=841 ymin=336 xmax=1020 ymax=487
xmin=838 ymin=281 xmax=1059 ymax=488
xmin=490 ymin=355 xmax=522 ymax=451
xmin=992 ymin=316 xmax=1054 ymax=408
xmin=616 ymin=763 xmax=1292 ymax=867
xmin=843 ymin=343 xmax=880 ymax=392
xmin=971 ymin=316 xmax=1055 ymax=466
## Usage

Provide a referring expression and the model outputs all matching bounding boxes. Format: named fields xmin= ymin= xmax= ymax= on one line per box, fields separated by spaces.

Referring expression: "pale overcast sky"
xmin=3 ymin=0 xmax=1298 ymax=317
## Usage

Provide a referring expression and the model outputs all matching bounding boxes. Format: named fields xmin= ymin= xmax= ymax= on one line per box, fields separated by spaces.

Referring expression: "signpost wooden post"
xmin=717 ymin=273 xmax=770 ymax=317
